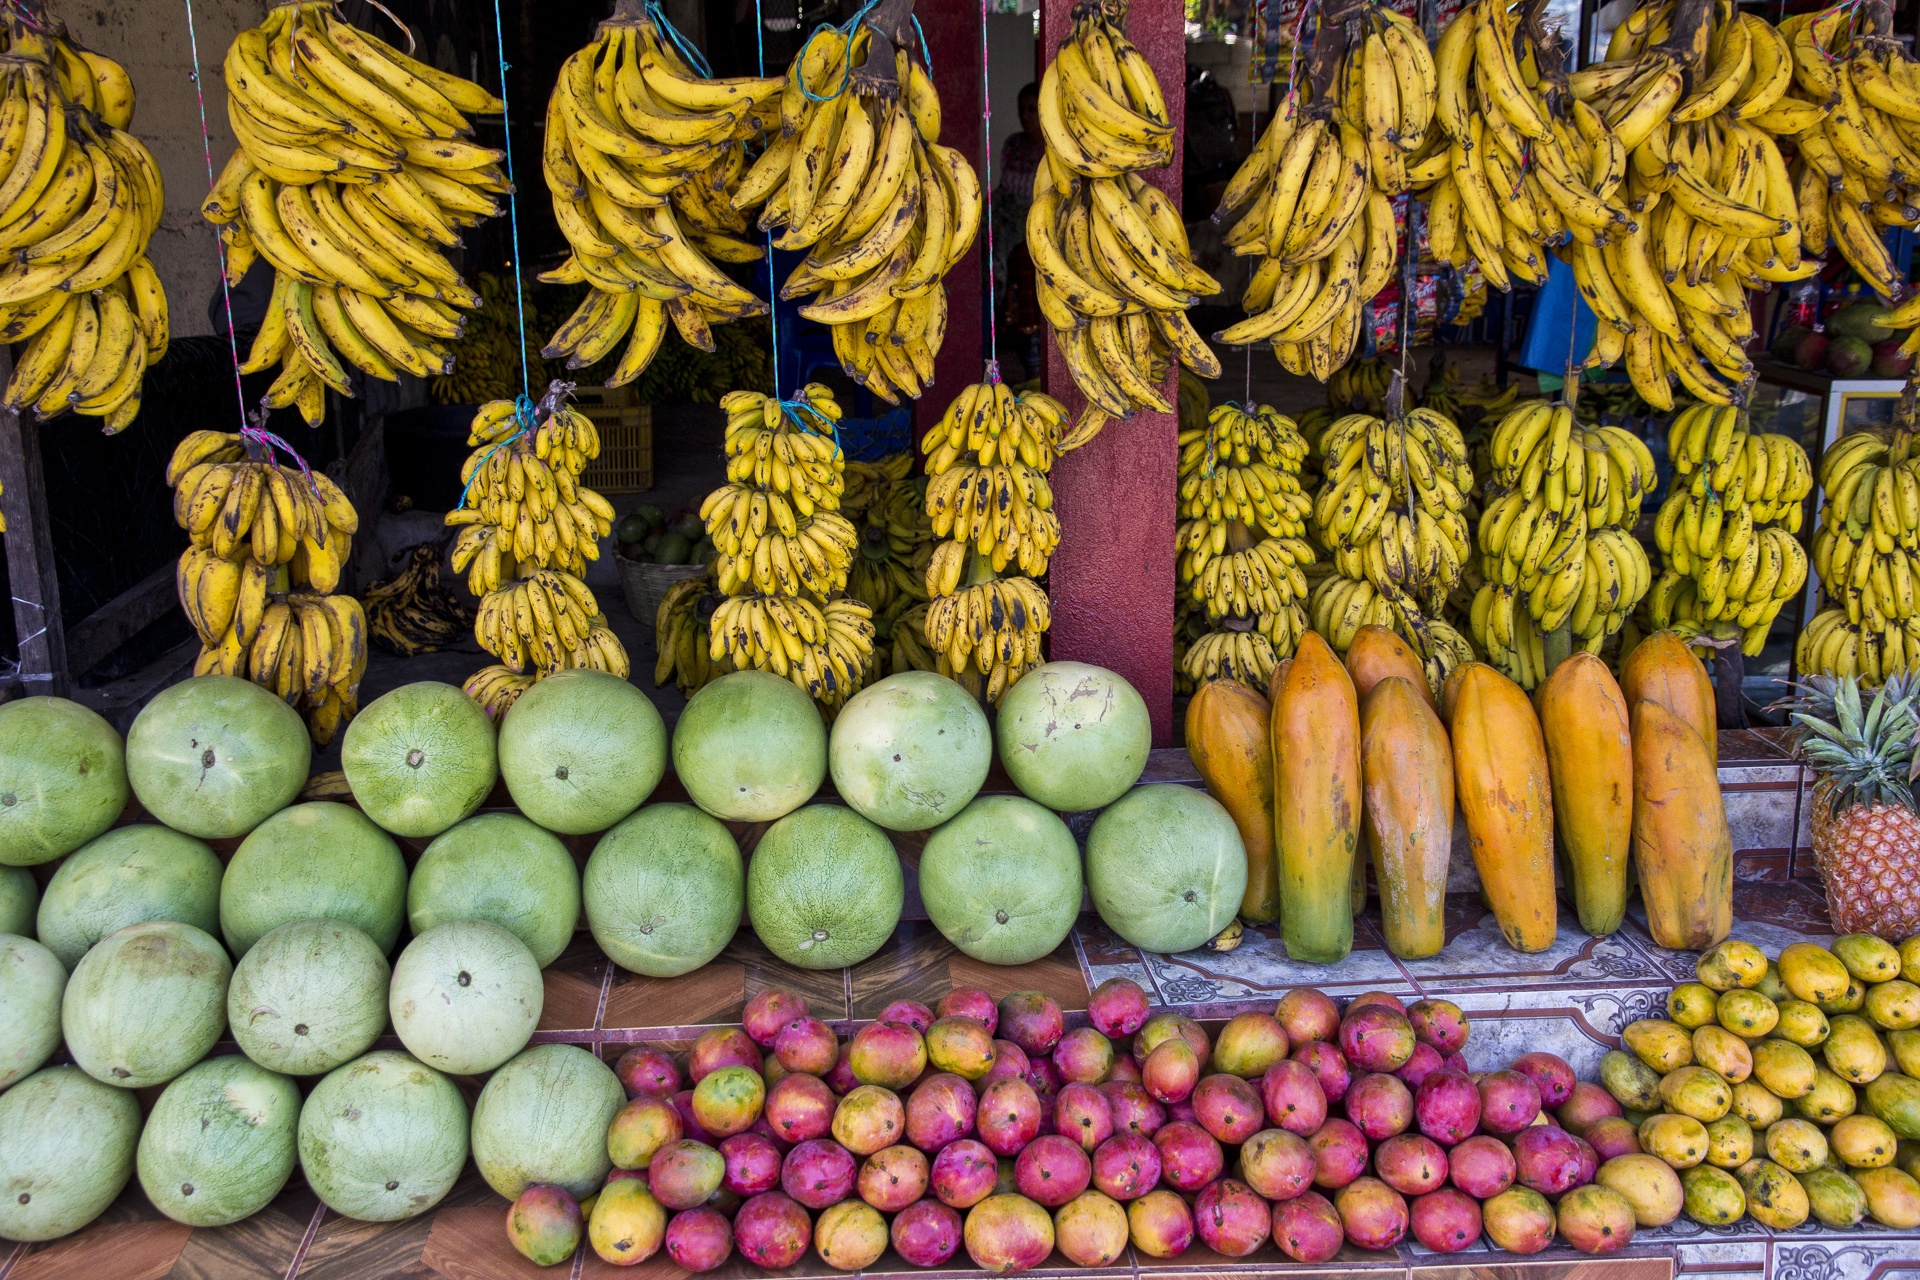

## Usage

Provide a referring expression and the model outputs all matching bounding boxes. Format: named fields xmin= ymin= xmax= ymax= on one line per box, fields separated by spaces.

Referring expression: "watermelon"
xmin=341 ymin=681 xmax=498 ymax=838
xmin=996 ymin=662 xmax=1151 ymax=812
xmin=584 ymin=803 xmax=742 ymax=978
xmin=35 ymin=825 xmax=223 ymax=969
xmin=918 ymin=795 xmax=1083 ymax=965
xmin=0 ymin=1065 xmax=141 ymax=1240
xmin=298 ymin=1050 xmax=469 ymax=1222
xmin=498 ymin=670 xmax=667 ymax=833
xmin=227 ymin=919 xmax=391 ymax=1076
xmin=471 ymin=1043 xmax=624 ymax=1200
xmin=0 ymin=697 xmax=127 ymax=866
xmin=0 ymin=866 xmax=35 ymax=937
xmin=1085 ymin=785 xmax=1246 ymax=955
xmin=0 ymin=935 xmax=65 ymax=1090
xmin=219 ymin=802 xmax=407 ymax=957
xmin=125 ymin=675 xmax=310 ymax=839
xmin=746 ymin=804 xmax=902 ymax=969
xmin=673 ymin=670 xmax=825 ymax=822
xmin=136 ymin=1054 xmax=299 ymax=1227
xmin=62 ymin=920 xmax=231 ymax=1089
xmin=389 ymin=920 xmax=542 ymax=1075
xmin=409 ymin=813 xmax=581 ymax=968
xmin=829 ymin=671 xmax=992 ymax=831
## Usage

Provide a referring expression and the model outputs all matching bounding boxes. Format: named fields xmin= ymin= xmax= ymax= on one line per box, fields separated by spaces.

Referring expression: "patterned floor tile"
xmin=1123 ymin=916 xmax=1415 ymax=1010
xmin=1622 ymin=882 xmax=1833 ymax=985
xmin=1394 ymin=899 xmax=1673 ymax=997
xmin=1767 ymin=1236 xmax=1920 ymax=1280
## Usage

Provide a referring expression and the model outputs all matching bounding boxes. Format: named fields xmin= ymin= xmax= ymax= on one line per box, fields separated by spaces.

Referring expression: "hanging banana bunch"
xmin=1176 ymin=402 xmax=1317 ymax=688
xmin=1466 ymin=399 xmax=1658 ymax=688
xmin=843 ymin=457 xmax=929 ymax=617
xmin=1212 ymin=3 xmax=1433 ymax=379
xmin=699 ymin=385 xmax=877 ymax=707
xmin=0 ymin=17 xmax=167 ymax=433
xmin=203 ymin=2 xmax=507 ymax=426
xmin=654 ymin=574 xmax=728 ymax=697
xmin=1647 ymin=402 xmax=1812 ymax=657
xmin=448 ymin=388 xmax=628 ymax=718
xmin=539 ymin=5 xmax=781 ymax=384
xmin=166 ymin=430 xmax=366 ymax=745
xmin=1029 ymin=0 xmax=1221 ymax=449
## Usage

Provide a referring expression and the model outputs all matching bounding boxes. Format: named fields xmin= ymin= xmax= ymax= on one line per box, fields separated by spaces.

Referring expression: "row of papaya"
xmin=1186 ymin=627 xmax=1729 ymax=962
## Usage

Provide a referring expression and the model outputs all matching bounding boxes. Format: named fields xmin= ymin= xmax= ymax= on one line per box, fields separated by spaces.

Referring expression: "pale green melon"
xmin=298 ymin=1050 xmax=468 ymax=1222
xmin=918 ymin=795 xmax=1083 ymax=965
xmin=470 ymin=1043 xmax=623 ymax=1200
xmin=829 ymin=671 xmax=992 ymax=831
xmin=62 ymin=920 xmax=231 ymax=1089
xmin=227 ymin=918 xmax=390 ymax=1076
xmin=0 ymin=867 xmax=35 ymax=937
xmin=498 ymin=670 xmax=667 ymax=834
xmin=584 ymin=803 xmax=742 ymax=978
xmin=36 ymin=825 xmax=222 ymax=969
xmin=0 ymin=697 xmax=127 ymax=866
xmin=996 ymin=662 xmax=1151 ymax=812
xmin=673 ymin=670 xmax=825 ymax=822
xmin=125 ymin=676 xmax=309 ymax=839
xmin=1086 ymin=785 xmax=1246 ymax=955
xmin=137 ymin=1054 xmax=299 ymax=1227
xmin=0 ymin=1065 xmax=140 ymax=1240
xmin=0 ymin=935 xmax=65 ymax=1090
xmin=219 ymin=802 xmax=407 ymax=957
xmin=408 ymin=813 xmax=580 ymax=968
xmin=746 ymin=804 xmax=902 ymax=969
xmin=341 ymin=681 xmax=497 ymax=838
xmin=389 ymin=920 xmax=542 ymax=1075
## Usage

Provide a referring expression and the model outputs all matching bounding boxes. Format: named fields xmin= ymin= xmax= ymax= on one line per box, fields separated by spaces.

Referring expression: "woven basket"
xmin=618 ymin=555 xmax=708 ymax=630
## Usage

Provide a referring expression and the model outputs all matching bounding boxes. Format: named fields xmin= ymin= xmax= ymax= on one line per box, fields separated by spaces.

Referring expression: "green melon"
xmin=0 ymin=1065 xmax=140 ymax=1240
xmin=829 ymin=671 xmax=992 ymax=831
xmin=673 ymin=670 xmax=825 ymax=822
xmin=498 ymin=670 xmax=667 ymax=834
xmin=137 ymin=1054 xmax=299 ymax=1227
xmin=125 ymin=675 xmax=310 ymax=839
xmin=409 ymin=813 xmax=580 ymax=968
xmin=584 ymin=803 xmax=742 ymax=978
xmin=0 ymin=697 xmax=127 ymax=866
xmin=0 ymin=867 xmax=35 ymax=937
xmin=747 ymin=804 xmax=902 ymax=969
xmin=1086 ymin=785 xmax=1246 ymax=955
xmin=341 ymin=681 xmax=498 ymax=838
xmin=0 ymin=935 xmax=65 ymax=1090
xmin=389 ymin=920 xmax=542 ymax=1075
xmin=996 ymin=662 xmax=1151 ymax=812
xmin=298 ymin=1050 xmax=468 ymax=1222
xmin=470 ymin=1043 xmax=623 ymax=1200
xmin=227 ymin=918 xmax=391 ymax=1076
xmin=62 ymin=920 xmax=231 ymax=1089
xmin=918 ymin=795 xmax=1083 ymax=965
xmin=36 ymin=825 xmax=222 ymax=969
xmin=219 ymin=802 xmax=407 ymax=957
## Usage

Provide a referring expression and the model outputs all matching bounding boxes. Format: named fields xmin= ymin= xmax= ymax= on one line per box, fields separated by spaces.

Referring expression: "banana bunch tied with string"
xmin=923 ymin=381 xmax=1068 ymax=579
xmin=204 ymin=2 xmax=509 ymax=426
xmin=1211 ymin=4 xmax=1433 ymax=379
xmin=0 ymin=17 xmax=167 ymax=433
xmin=730 ymin=26 xmax=974 ymax=405
xmin=1798 ymin=423 xmax=1920 ymax=683
xmin=653 ymin=574 xmax=729 ymax=696
xmin=538 ymin=10 xmax=780 ymax=385
xmin=1027 ymin=1 xmax=1221 ymax=449
xmin=922 ymin=555 xmax=1053 ymax=704
xmin=1466 ymin=399 xmax=1658 ymax=687
xmin=166 ymin=430 xmax=366 ymax=745
xmin=1647 ymin=403 xmax=1812 ymax=654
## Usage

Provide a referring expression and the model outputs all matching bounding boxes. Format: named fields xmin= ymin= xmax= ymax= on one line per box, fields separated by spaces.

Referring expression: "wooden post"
xmin=920 ymin=0 xmax=985 ymax=425
xmin=1042 ymin=0 xmax=1185 ymax=746
xmin=0 ymin=386 xmax=68 ymax=697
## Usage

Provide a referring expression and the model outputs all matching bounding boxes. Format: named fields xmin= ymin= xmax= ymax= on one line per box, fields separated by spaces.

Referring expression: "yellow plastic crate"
xmin=573 ymin=386 xmax=652 ymax=493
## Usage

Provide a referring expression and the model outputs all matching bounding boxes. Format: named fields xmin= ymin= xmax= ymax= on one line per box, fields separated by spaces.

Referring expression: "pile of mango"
xmin=1596 ymin=934 xmax=1920 ymax=1231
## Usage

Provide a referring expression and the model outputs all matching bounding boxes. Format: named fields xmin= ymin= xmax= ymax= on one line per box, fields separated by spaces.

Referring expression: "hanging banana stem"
xmin=851 ymin=0 xmax=914 ymax=95
xmin=1653 ymin=0 xmax=1713 ymax=71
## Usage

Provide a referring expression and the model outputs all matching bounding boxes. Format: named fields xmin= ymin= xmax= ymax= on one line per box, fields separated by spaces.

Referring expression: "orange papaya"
xmin=1536 ymin=652 xmax=1634 ymax=937
xmin=1631 ymin=699 xmax=1733 ymax=951
xmin=1448 ymin=663 xmax=1558 ymax=952
xmin=1186 ymin=679 xmax=1280 ymax=923
xmin=1441 ymin=661 xmax=1472 ymax=724
xmin=1265 ymin=658 xmax=1292 ymax=705
xmin=1346 ymin=625 xmax=1435 ymax=711
xmin=1272 ymin=632 xmax=1360 ymax=964
xmin=1620 ymin=630 xmax=1717 ymax=767
xmin=1360 ymin=676 xmax=1454 ymax=959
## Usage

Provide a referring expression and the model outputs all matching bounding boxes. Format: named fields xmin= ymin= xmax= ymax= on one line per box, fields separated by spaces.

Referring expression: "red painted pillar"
xmin=1041 ymin=0 xmax=1183 ymax=746
xmin=921 ymin=2 xmax=986 ymax=424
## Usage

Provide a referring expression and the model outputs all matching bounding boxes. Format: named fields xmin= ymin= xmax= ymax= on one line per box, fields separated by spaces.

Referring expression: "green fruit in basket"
xmin=634 ymin=504 xmax=664 ymax=531
xmin=672 ymin=512 xmax=704 ymax=540
xmin=641 ymin=532 xmax=663 ymax=560
xmin=692 ymin=537 xmax=717 ymax=566
xmin=655 ymin=533 xmax=692 ymax=566
xmin=616 ymin=512 xmax=650 ymax=545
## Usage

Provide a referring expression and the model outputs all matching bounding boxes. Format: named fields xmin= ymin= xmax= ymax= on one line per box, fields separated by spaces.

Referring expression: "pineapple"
xmin=1789 ymin=674 xmax=1920 ymax=938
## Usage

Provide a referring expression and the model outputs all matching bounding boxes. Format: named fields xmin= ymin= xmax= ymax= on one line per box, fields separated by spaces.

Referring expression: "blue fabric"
xmin=1517 ymin=255 xmax=1598 ymax=376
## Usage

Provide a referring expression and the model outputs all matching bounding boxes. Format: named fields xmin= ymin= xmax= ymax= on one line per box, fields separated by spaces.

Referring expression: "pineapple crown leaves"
xmin=1784 ymin=672 xmax=1920 ymax=812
